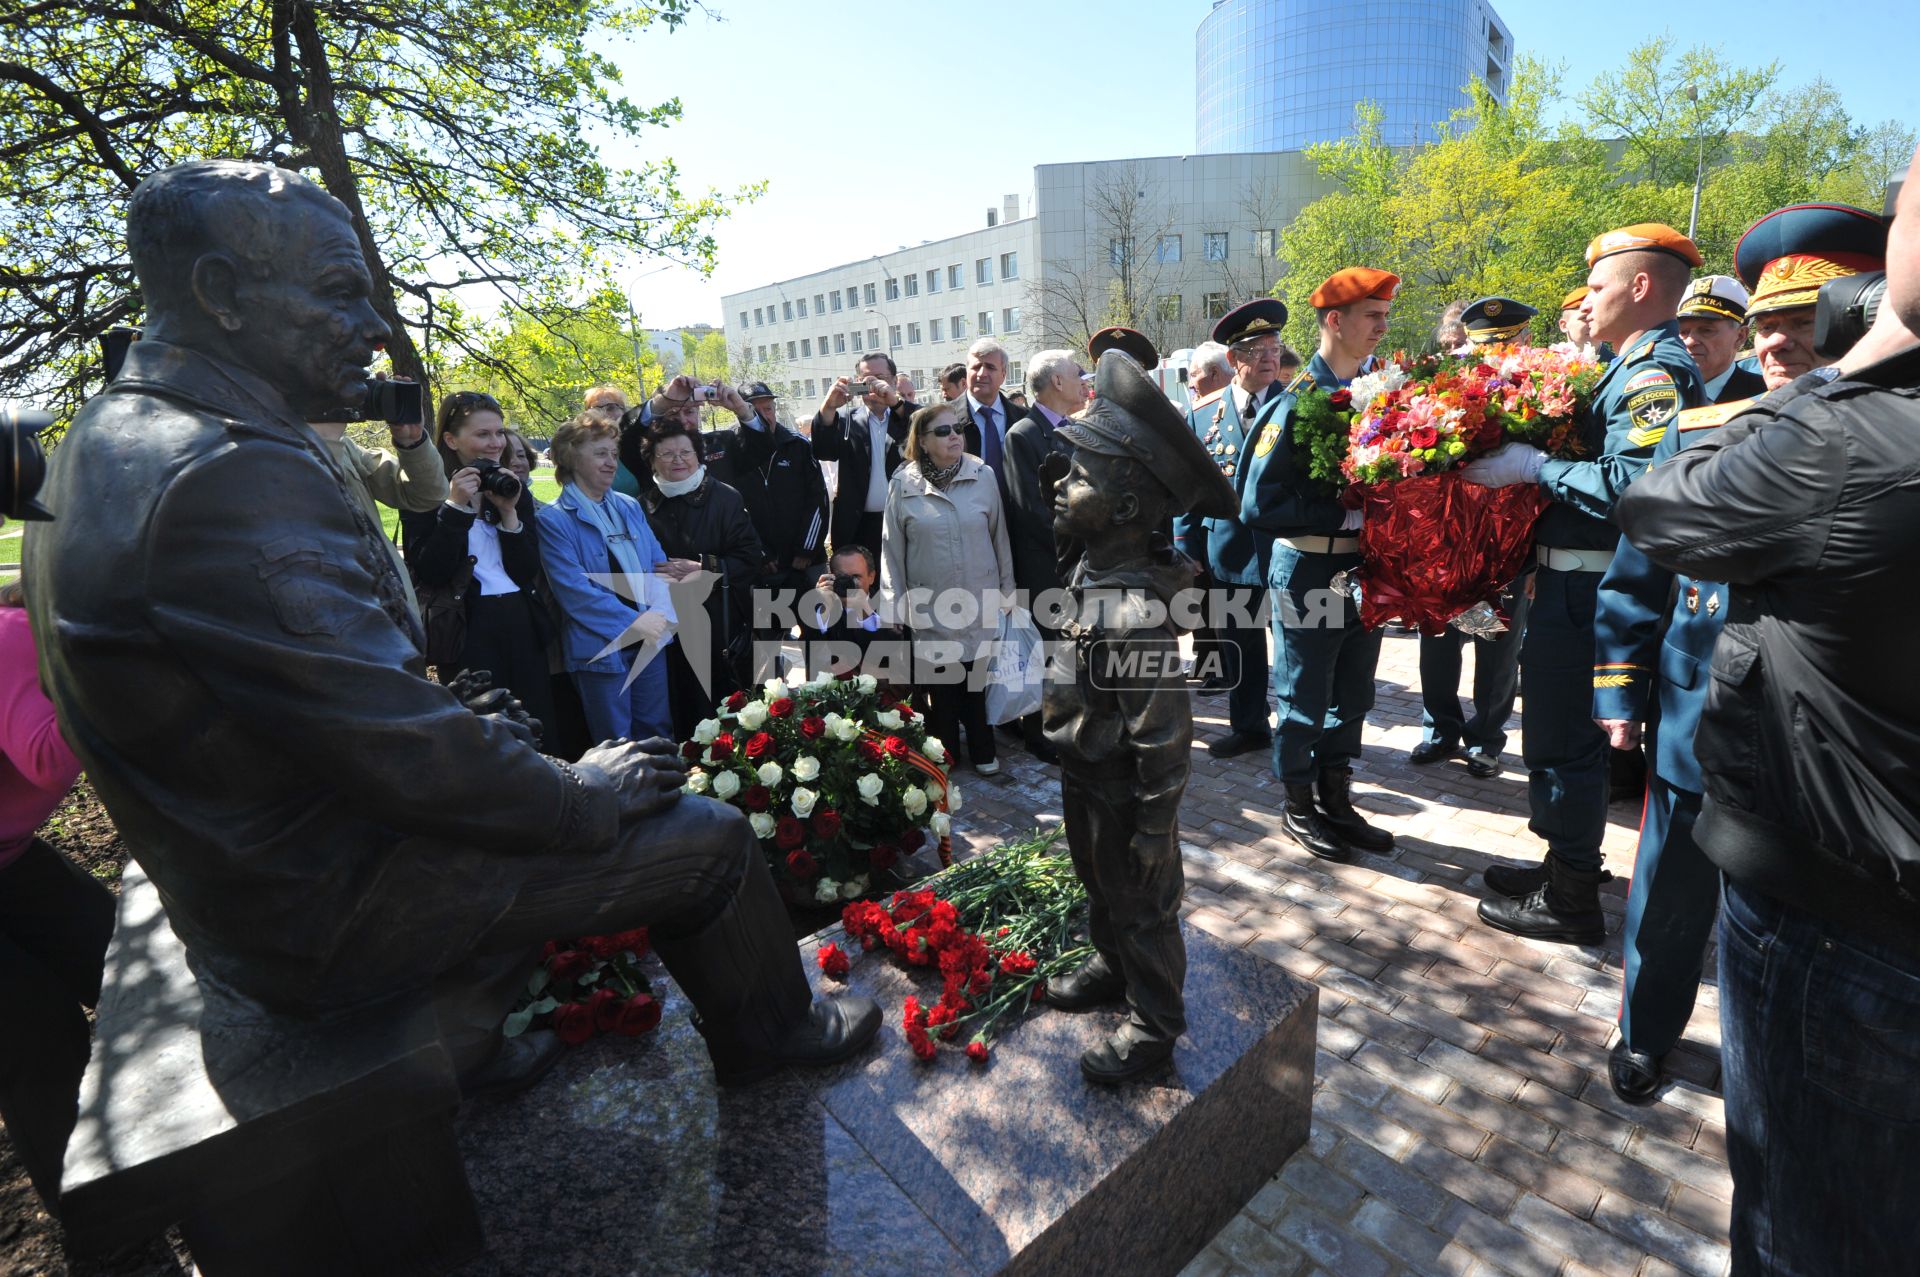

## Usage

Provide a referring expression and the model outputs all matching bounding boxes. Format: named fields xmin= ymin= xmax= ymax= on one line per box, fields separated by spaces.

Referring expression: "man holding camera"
xmin=702 ymin=380 xmax=829 ymax=601
xmin=307 ymin=382 xmax=444 ymax=624
xmin=810 ymin=354 xmax=912 ymax=558
xmin=1613 ymin=168 xmax=1919 ymax=1271
xmin=806 ymin=545 xmax=902 ymax=679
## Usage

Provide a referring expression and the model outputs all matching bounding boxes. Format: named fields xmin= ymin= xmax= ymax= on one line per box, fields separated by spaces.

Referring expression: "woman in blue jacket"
xmin=536 ymin=412 xmax=674 ymax=743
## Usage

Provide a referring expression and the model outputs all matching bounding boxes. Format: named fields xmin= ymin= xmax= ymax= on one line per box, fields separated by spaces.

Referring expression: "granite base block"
xmin=456 ymin=920 xmax=1315 ymax=1276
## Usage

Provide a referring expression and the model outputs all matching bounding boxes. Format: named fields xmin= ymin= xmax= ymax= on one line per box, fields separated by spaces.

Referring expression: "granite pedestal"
xmin=456 ymin=919 xmax=1315 ymax=1276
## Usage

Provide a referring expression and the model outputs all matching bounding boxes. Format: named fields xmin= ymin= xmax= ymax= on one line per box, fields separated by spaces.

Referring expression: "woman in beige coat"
xmin=881 ymin=400 xmax=1016 ymax=774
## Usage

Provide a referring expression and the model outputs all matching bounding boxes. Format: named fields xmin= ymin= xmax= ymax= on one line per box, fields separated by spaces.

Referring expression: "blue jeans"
xmin=1719 ymin=878 xmax=1920 ymax=1273
xmin=573 ymin=651 xmax=672 ymax=745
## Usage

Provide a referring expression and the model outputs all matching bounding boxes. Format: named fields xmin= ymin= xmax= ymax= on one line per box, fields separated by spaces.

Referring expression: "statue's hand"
xmin=580 ymin=737 xmax=690 ymax=820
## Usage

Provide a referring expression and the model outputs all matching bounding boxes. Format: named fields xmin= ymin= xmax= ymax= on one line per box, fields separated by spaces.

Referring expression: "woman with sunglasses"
xmin=881 ymin=401 xmax=1015 ymax=774
xmin=402 ymin=391 xmax=558 ymax=737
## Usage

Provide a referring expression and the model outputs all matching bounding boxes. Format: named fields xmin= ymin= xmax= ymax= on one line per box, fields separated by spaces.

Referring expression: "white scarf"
xmin=654 ymin=465 xmax=706 ymax=499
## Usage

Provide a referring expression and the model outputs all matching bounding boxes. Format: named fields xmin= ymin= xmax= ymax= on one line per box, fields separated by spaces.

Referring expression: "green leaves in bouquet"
xmin=1290 ymin=388 xmax=1356 ymax=489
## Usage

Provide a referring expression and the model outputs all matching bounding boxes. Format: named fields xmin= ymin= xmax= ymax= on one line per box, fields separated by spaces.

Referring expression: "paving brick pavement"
xmin=949 ymin=630 xmax=1731 ymax=1277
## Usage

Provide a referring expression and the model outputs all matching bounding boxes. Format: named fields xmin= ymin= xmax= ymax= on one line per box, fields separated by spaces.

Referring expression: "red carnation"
xmin=726 ymin=690 xmax=748 ymax=710
xmin=552 ymin=1001 xmax=596 ymax=1045
xmin=614 ymin=992 xmax=661 ymax=1037
xmin=857 ymin=738 xmax=885 ymax=764
xmin=817 ymin=942 xmax=851 ymax=979
xmin=903 ymin=995 xmax=927 ymax=1030
xmin=785 ymin=848 xmax=817 ymax=877
xmin=587 ymin=986 xmax=622 ymax=1032
xmin=709 ymin=732 xmax=735 ymax=760
xmin=745 ymin=731 xmax=774 ymax=760
xmin=768 ymin=697 xmax=795 ymax=718
xmin=547 ymin=948 xmax=594 ymax=982
xmin=776 ymin=816 xmax=807 ymax=850
xmin=800 ymin=716 xmax=826 ymax=740
xmin=743 ymin=784 xmax=771 ymax=812
xmin=811 ymin=807 xmax=842 ymax=839
xmin=869 ymin=843 xmax=898 ymax=871
xmin=907 ymin=1027 xmax=936 ymax=1061
xmin=1000 ymin=950 xmax=1037 ymax=976
xmin=966 ymin=1040 xmax=989 ymax=1064
xmin=680 ymin=739 xmax=702 ymax=760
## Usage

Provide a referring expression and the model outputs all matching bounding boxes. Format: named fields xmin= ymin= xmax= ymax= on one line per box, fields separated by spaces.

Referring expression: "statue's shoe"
xmin=1079 ymin=1031 xmax=1177 ymax=1086
xmin=705 ymin=996 xmax=883 ymax=1087
xmin=459 ymin=1028 xmax=566 ymax=1101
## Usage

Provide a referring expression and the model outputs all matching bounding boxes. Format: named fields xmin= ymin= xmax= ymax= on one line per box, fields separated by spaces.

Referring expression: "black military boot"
xmin=1283 ymin=784 xmax=1350 ymax=861
xmin=1316 ymin=767 xmax=1393 ymax=852
xmin=1477 ymin=855 xmax=1607 ymax=946
xmin=1484 ymin=854 xmax=1612 ymax=898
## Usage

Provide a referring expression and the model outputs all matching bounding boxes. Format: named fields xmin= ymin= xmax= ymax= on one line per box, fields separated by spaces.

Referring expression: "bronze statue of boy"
xmin=1040 ymin=351 xmax=1238 ymax=1084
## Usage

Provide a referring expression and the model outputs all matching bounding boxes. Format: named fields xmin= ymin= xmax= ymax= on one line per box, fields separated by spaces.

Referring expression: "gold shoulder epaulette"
xmin=1678 ymin=399 xmax=1754 ymax=432
xmin=1285 ymin=368 xmax=1315 ymax=393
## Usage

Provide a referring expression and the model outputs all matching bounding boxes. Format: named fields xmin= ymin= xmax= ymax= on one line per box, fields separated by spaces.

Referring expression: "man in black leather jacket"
xmin=1613 ymin=157 xmax=1920 ymax=1273
xmin=24 ymin=160 xmax=877 ymax=1098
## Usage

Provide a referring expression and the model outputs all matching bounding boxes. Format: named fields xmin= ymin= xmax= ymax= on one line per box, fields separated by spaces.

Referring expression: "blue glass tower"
xmin=1196 ymin=0 xmax=1513 ymax=153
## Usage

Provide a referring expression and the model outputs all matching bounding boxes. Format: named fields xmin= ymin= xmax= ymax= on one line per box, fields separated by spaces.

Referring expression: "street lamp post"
xmin=1685 ymin=84 xmax=1706 ymax=242
xmin=865 ymin=306 xmax=894 ymax=361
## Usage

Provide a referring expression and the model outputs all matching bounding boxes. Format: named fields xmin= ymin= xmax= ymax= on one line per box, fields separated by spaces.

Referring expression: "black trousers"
xmin=460 ymin=592 xmax=559 ymax=751
xmin=922 ymin=655 xmax=994 ymax=767
xmin=0 ymin=838 xmax=117 ymax=1205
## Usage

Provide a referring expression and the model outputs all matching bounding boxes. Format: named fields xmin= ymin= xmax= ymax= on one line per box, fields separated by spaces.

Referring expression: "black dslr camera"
xmin=311 ymin=378 xmax=424 ymax=426
xmin=468 ymin=457 xmax=522 ymax=501
xmin=0 ymin=409 xmax=54 ymax=521
xmin=1814 ymin=270 xmax=1887 ymax=360
xmin=832 ymin=571 xmax=860 ymax=598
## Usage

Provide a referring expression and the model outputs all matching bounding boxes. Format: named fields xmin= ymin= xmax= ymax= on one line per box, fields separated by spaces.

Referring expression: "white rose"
xmin=923 ymin=736 xmax=947 ymax=764
xmin=841 ymin=876 xmax=867 ymax=900
xmin=835 ymin=717 xmax=862 ymax=742
xmin=923 ymin=783 xmax=944 ymax=813
xmin=791 ymin=787 xmax=819 ymax=818
xmin=684 ymin=768 xmax=710 ymax=794
xmin=693 ymin=718 xmax=721 ymax=745
xmin=737 ymin=701 xmax=769 ymax=730
xmin=792 ymin=755 xmax=821 ymax=783
xmin=823 ymin=711 xmax=844 ymax=736
xmin=815 ymin=877 xmax=841 ymax=904
xmin=856 ymin=773 xmax=884 ymax=806
xmin=763 ymin=677 xmax=791 ymax=701
xmin=900 ymin=786 xmax=928 ymax=817
xmin=855 ymin=674 xmax=878 ymax=695
xmin=947 ymin=783 xmax=963 ymax=813
xmin=748 ymin=812 xmax=776 ymax=840
xmin=757 ymin=761 xmax=784 ymax=787
xmin=711 ymin=770 xmax=741 ymax=800
xmin=930 ymin=811 xmax=952 ymax=836
xmin=875 ymin=708 xmax=903 ymax=730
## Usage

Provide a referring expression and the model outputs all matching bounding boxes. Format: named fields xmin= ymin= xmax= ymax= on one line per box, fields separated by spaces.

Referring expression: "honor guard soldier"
xmin=1558 ymin=286 xmax=1602 ymax=354
xmin=1593 ymin=203 xmax=1886 ymax=1101
xmin=1240 ymin=270 xmax=1400 ymax=860
xmin=1179 ymin=300 xmax=1285 ymax=760
xmin=1676 ymin=276 xmax=1766 ymax=405
xmin=1411 ymin=294 xmax=1539 ymax=778
xmin=1461 ymin=224 xmax=1707 ymax=944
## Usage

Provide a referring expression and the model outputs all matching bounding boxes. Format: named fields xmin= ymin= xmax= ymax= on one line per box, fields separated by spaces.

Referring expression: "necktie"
xmin=979 ymin=404 xmax=1002 ymax=470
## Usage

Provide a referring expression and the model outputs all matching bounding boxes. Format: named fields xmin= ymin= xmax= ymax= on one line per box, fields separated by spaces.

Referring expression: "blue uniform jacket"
xmin=1239 ymin=352 xmax=1364 ymax=543
xmin=1175 ymin=383 xmax=1273 ymax=585
xmin=1535 ymin=321 xmax=1705 ymax=551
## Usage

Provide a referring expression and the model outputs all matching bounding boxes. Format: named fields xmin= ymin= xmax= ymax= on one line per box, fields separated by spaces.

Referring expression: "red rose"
xmin=547 ymin=948 xmax=594 ymax=982
xmin=776 ymin=816 xmax=807 ymax=850
xmin=1328 ymin=389 xmax=1353 ymax=409
xmin=552 ymin=1001 xmax=595 ymax=1045
xmin=680 ymin=739 xmax=701 ymax=760
xmin=743 ymin=784 xmax=771 ymax=812
xmin=882 ymin=735 xmax=908 ymax=758
xmin=966 ymin=1040 xmax=989 ymax=1064
xmin=610 ymin=928 xmax=650 ymax=958
xmin=857 ymin=738 xmax=885 ymax=764
xmin=726 ymin=690 xmax=748 ymax=710
xmin=614 ymin=992 xmax=661 ymax=1037
xmin=811 ymin=808 xmax=842 ymax=839
xmin=745 ymin=731 xmax=774 ymax=760
xmin=709 ymin=732 xmax=735 ymax=760
xmin=898 ymin=703 xmax=916 ymax=721
xmin=1410 ymin=425 xmax=1439 ymax=449
xmin=817 ymin=942 xmax=851 ymax=979
xmin=768 ymin=697 xmax=795 ymax=718
xmin=587 ymin=986 xmax=622 ymax=1032
xmin=869 ymin=843 xmax=898 ymax=871
xmin=540 ymin=939 xmax=558 ymax=960
xmin=800 ymin=716 xmax=826 ymax=740
xmin=785 ymin=848 xmax=817 ymax=877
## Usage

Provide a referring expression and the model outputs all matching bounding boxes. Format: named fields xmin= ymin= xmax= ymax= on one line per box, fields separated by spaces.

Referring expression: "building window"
xmin=831 ymin=291 xmax=843 ymax=313
xmin=953 ymin=314 xmax=968 ymax=340
xmin=977 ymin=311 xmax=993 ymax=335
xmin=1156 ymin=296 xmax=1183 ymax=322
xmin=1008 ymin=361 xmax=1023 ymax=387
xmin=889 ymin=325 xmax=902 ymax=348
xmin=851 ymin=331 xmax=864 ymax=352
xmin=787 ymin=341 xmax=798 ymax=360
xmin=846 ymin=287 xmax=858 ymax=309
xmin=835 ymin=334 xmax=846 ymax=354
xmin=868 ymin=282 xmax=881 ymax=305
xmin=949 ymin=264 xmax=964 ymax=289
xmin=753 ymin=307 xmax=764 ymax=326
xmin=798 ymin=297 xmax=809 ymax=318
xmin=911 ymin=369 xmax=925 ymax=389
xmin=905 ymin=274 xmax=919 ymax=297
xmin=739 ymin=311 xmax=749 ymax=330
xmin=1003 ymin=307 xmax=1020 ymax=332
xmin=975 ymin=258 xmax=991 ymax=285
xmin=813 ymin=293 xmax=824 ymax=314
xmin=1204 ymin=232 xmax=1229 ymax=261
xmin=800 ymin=338 xmax=812 ymax=357
xmin=819 ymin=333 xmax=829 ymax=355
xmin=783 ymin=300 xmax=794 ymax=321
xmin=1255 ymin=229 xmax=1277 ymax=258
xmin=1203 ymin=292 xmax=1230 ymax=320
xmin=927 ymin=269 xmax=941 ymax=294
xmin=1000 ymin=252 xmax=1018 ymax=279
xmin=1156 ymin=234 xmax=1182 ymax=264
xmin=805 ymin=379 xmax=817 ymax=397
xmin=757 ymin=345 xmax=767 ymax=362
xmin=1109 ymin=237 xmax=1133 ymax=268
xmin=929 ymin=317 xmax=944 ymax=343
xmin=868 ymin=328 xmax=880 ymax=348
xmin=907 ymin=322 xmax=922 ymax=345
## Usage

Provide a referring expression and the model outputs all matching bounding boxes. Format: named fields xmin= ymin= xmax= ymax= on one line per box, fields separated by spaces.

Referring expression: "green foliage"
xmin=1290 ymin=389 xmax=1357 ymax=489
xmin=435 ymin=288 xmax=660 ymax=437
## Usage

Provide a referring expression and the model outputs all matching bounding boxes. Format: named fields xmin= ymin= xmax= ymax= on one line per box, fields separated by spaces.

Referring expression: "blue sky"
xmin=605 ymin=0 xmax=1918 ymax=327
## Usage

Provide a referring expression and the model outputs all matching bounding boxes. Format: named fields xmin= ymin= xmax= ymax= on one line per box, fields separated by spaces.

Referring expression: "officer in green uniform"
xmin=1462 ymin=224 xmax=1707 ymax=944
xmin=1240 ymin=268 xmax=1401 ymax=862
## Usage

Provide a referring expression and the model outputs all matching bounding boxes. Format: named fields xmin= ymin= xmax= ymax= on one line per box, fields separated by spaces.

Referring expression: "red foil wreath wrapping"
xmin=1354 ymin=473 xmax=1547 ymax=635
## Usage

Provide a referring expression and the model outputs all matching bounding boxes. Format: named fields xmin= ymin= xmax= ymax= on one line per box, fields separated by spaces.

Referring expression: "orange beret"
xmin=1560 ymin=286 xmax=1589 ymax=311
xmin=1585 ymin=223 xmax=1703 ymax=269
xmin=1309 ymin=266 xmax=1400 ymax=309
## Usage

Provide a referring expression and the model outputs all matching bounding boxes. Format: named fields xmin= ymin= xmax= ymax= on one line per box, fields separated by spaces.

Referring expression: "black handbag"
xmin=418 ymin=556 xmax=475 ymax=676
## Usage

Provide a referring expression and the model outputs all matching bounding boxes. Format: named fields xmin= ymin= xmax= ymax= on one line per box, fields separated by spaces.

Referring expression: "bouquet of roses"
xmin=1342 ymin=344 xmax=1604 ymax=634
xmin=1289 ymin=355 xmax=1423 ymax=487
xmin=681 ymin=672 xmax=955 ymax=908
xmin=502 ymin=928 xmax=663 ymax=1046
xmin=817 ymin=829 xmax=1089 ymax=1065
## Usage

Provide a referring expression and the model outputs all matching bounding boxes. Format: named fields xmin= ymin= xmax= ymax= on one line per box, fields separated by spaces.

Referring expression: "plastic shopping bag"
xmin=984 ymin=607 xmax=1044 ymax=725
